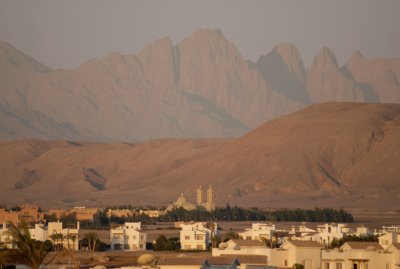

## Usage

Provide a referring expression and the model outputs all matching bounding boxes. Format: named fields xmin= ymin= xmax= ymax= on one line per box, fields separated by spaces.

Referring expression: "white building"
xmin=110 ymin=222 xmax=146 ymax=251
xmin=0 ymin=222 xmax=14 ymax=249
xmin=316 ymin=223 xmax=350 ymax=246
xmin=212 ymin=239 xmax=270 ymax=258
xmin=29 ymin=223 xmax=48 ymax=242
xmin=239 ymin=223 xmax=276 ymax=241
xmin=47 ymin=221 xmax=80 ymax=250
xmin=353 ymin=225 xmax=372 ymax=237
xmin=180 ymin=222 xmax=218 ymax=250
xmin=378 ymin=232 xmax=400 ymax=249
xmin=322 ymin=241 xmax=392 ymax=269
xmin=269 ymin=240 xmax=323 ymax=269
xmin=375 ymin=225 xmax=400 ymax=235
xmin=1 ymin=221 xmax=79 ymax=250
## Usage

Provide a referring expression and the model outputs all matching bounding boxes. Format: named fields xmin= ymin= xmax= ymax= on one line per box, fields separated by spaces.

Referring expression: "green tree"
xmin=292 ymin=263 xmax=304 ymax=269
xmin=0 ymin=221 xmax=55 ymax=269
xmin=83 ymin=232 xmax=98 ymax=251
xmin=223 ymin=231 xmax=239 ymax=242
xmin=211 ymin=235 xmax=221 ymax=248
xmin=153 ymin=235 xmax=179 ymax=251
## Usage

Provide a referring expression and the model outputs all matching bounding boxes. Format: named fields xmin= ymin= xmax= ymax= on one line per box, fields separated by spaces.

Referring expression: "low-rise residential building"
xmin=386 ymin=242 xmax=400 ymax=268
xmin=212 ymin=239 xmax=270 ymax=258
xmin=107 ymin=208 xmax=137 ymax=218
xmin=18 ymin=204 xmax=45 ymax=223
xmin=139 ymin=209 xmax=165 ymax=218
xmin=239 ymin=223 xmax=276 ymax=241
xmin=70 ymin=206 xmax=98 ymax=222
xmin=47 ymin=209 xmax=68 ymax=219
xmin=353 ymin=225 xmax=372 ymax=237
xmin=110 ymin=222 xmax=146 ymax=251
xmin=1 ymin=221 xmax=79 ymax=250
xmin=29 ymin=223 xmax=48 ymax=241
xmin=180 ymin=222 xmax=218 ymax=250
xmin=0 ymin=222 xmax=14 ymax=249
xmin=269 ymin=240 xmax=323 ymax=269
xmin=375 ymin=225 xmax=400 ymax=235
xmin=379 ymin=232 xmax=400 ymax=249
xmin=47 ymin=221 xmax=80 ymax=250
xmin=322 ymin=241 xmax=391 ymax=269
xmin=317 ymin=223 xmax=350 ymax=246
xmin=0 ymin=208 xmax=20 ymax=225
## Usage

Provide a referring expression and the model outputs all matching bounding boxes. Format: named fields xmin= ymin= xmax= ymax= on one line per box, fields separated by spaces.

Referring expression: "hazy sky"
xmin=1 ymin=0 xmax=399 ymax=69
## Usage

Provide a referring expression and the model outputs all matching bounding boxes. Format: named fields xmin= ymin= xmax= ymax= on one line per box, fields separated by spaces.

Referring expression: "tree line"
xmin=158 ymin=205 xmax=354 ymax=223
xmin=43 ymin=205 xmax=353 ymax=229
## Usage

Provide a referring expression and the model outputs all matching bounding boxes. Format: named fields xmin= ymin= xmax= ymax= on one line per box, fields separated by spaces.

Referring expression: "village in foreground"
xmin=1 ymin=187 xmax=400 ymax=269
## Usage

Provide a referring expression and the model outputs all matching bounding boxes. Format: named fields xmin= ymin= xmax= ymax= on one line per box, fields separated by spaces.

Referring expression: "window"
xmin=336 ymin=263 xmax=342 ymax=269
xmin=185 ymin=235 xmax=190 ymax=240
xmin=197 ymin=244 xmax=204 ymax=250
xmin=132 ymin=235 xmax=136 ymax=239
xmin=195 ymin=235 xmax=204 ymax=240
xmin=285 ymin=260 xmax=287 ymax=266
xmin=324 ymin=262 xmax=330 ymax=269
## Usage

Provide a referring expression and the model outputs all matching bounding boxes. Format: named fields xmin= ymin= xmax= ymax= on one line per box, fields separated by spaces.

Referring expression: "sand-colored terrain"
xmin=0 ymin=102 xmax=399 ymax=210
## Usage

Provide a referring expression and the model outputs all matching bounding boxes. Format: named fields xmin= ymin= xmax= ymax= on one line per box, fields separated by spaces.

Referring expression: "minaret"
xmin=206 ymin=185 xmax=215 ymax=212
xmin=196 ymin=185 xmax=203 ymax=205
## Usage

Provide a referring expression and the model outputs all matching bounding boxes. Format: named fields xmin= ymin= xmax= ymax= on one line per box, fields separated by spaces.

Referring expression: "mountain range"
xmin=0 ymin=102 xmax=399 ymax=209
xmin=1 ymin=28 xmax=399 ymax=141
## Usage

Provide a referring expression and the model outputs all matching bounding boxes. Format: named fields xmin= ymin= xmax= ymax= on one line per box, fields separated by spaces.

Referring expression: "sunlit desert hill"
xmin=1 ymin=102 xmax=399 ymax=209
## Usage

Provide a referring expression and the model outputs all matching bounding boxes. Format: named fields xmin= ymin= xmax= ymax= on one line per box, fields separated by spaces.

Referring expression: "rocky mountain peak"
xmin=313 ymin=46 xmax=339 ymax=68
xmin=0 ymin=41 xmax=52 ymax=73
xmin=272 ymin=43 xmax=307 ymax=84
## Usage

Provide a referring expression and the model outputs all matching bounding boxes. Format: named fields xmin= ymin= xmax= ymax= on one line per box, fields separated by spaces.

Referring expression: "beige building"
xmin=47 ymin=209 xmax=68 ymax=219
xmin=239 ymin=223 xmax=276 ymax=241
xmin=107 ymin=208 xmax=137 ymax=218
xmin=0 ymin=208 xmax=19 ymax=225
xmin=47 ymin=221 xmax=80 ymax=250
xmin=213 ymin=239 xmax=270 ymax=258
xmin=269 ymin=240 xmax=323 ymax=269
xmin=0 ymin=222 xmax=14 ymax=249
xmin=379 ymin=232 xmax=400 ymax=249
xmin=1 ymin=221 xmax=79 ymax=250
xmin=70 ymin=206 xmax=98 ymax=221
xmin=180 ymin=222 xmax=218 ymax=250
xmin=196 ymin=185 xmax=216 ymax=212
xmin=18 ymin=204 xmax=45 ymax=223
xmin=167 ymin=193 xmax=196 ymax=211
xmin=139 ymin=209 xmax=165 ymax=218
xmin=316 ymin=223 xmax=350 ymax=247
xmin=110 ymin=222 xmax=146 ymax=251
xmin=322 ymin=241 xmax=392 ymax=269
xmin=167 ymin=185 xmax=216 ymax=212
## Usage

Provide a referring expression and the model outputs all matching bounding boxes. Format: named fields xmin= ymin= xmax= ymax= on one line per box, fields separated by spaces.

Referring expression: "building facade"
xmin=180 ymin=222 xmax=218 ymax=250
xmin=110 ymin=222 xmax=146 ymax=251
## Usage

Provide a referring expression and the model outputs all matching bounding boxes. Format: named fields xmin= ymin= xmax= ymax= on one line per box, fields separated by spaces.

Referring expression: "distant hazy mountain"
xmin=0 ymin=102 xmax=399 ymax=209
xmin=0 ymin=29 xmax=400 ymax=141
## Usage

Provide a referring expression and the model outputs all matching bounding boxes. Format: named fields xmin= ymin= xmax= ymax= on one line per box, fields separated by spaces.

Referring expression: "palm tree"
xmin=49 ymin=233 xmax=58 ymax=251
xmin=84 ymin=232 xmax=98 ymax=251
xmin=0 ymin=221 xmax=55 ymax=269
